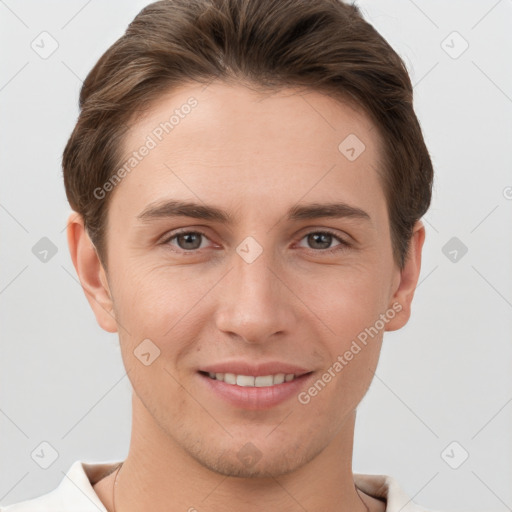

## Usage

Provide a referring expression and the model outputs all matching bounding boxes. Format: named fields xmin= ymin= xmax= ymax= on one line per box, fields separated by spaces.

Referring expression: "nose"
xmin=214 ymin=245 xmax=297 ymax=345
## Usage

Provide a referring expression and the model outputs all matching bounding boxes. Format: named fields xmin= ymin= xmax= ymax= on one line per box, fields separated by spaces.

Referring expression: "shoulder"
xmin=0 ymin=459 xmax=122 ymax=512
xmin=354 ymin=472 xmax=442 ymax=512
xmin=0 ymin=490 xmax=61 ymax=512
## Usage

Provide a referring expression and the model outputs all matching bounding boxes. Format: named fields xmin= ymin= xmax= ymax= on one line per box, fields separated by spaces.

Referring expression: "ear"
xmin=66 ymin=212 xmax=118 ymax=333
xmin=384 ymin=220 xmax=425 ymax=332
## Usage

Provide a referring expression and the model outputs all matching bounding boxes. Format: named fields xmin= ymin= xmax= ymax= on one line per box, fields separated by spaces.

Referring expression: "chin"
xmin=180 ymin=429 xmax=322 ymax=480
xmin=197 ymin=448 xmax=312 ymax=479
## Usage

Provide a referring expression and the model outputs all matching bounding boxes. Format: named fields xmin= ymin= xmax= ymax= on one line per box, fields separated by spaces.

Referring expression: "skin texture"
xmin=67 ymin=82 xmax=425 ymax=512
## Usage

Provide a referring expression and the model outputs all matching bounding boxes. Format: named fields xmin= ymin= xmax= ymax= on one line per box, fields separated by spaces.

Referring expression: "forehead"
xmin=111 ymin=81 xmax=386 ymax=227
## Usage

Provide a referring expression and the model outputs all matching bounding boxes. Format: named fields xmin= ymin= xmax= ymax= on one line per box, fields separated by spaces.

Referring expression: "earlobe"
xmin=385 ymin=220 xmax=426 ymax=332
xmin=66 ymin=212 xmax=118 ymax=333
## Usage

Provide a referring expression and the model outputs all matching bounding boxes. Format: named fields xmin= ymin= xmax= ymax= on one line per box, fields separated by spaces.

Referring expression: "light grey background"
xmin=1 ymin=1 xmax=511 ymax=510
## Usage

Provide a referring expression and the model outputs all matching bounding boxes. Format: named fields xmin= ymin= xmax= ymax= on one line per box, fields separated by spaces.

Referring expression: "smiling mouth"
xmin=199 ymin=371 xmax=312 ymax=387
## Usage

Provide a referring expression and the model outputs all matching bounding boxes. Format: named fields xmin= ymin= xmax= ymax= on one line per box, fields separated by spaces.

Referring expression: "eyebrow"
xmin=136 ymin=199 xmax=371 ymax=224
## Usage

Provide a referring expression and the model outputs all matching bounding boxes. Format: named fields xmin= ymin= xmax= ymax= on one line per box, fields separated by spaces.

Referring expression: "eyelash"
xmin=160 ymin=229 xmax=351 ymax=255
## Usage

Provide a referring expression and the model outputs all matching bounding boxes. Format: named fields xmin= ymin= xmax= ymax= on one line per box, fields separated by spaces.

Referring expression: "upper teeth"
xmin=208 ymin=372 xmax=296 ymax=387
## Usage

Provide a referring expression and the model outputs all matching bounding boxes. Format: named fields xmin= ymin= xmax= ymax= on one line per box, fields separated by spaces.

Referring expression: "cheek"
xmin=109 ymin=264 xmax=211 ymax=384
xmin=111 ymin=247 xmax=389 ymax=356
xmin=302 ymin=261 xmax=386 ymax=333
xmin=301 ymin=333 xmax=382 ymax=424
xmin=303 ymin=266 xmax=386 ymax=400
xmin=112 ymin=265 xmax=199 ymax=410
xmin=112 ymin=261 xmax=207 ymax=333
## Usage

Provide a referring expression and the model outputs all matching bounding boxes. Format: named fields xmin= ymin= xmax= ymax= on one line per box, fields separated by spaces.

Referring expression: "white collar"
xmin=2 ymin=460 xmax=435 ymax=512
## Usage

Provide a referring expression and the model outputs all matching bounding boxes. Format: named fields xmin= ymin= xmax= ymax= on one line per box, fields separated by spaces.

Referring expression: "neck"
xmin=103 ymin=393 xmax=372 ymax=512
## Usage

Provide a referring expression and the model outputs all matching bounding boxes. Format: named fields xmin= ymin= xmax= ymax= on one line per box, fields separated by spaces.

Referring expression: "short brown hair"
xmin=63 ymin=0 xmax=433 ymax=270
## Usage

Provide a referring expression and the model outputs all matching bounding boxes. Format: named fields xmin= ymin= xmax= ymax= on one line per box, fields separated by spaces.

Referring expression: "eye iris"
xmin=309 ymin=233 xmax=332 ymax=249
xmin=177 ymin=232 xmax=202 ymax=250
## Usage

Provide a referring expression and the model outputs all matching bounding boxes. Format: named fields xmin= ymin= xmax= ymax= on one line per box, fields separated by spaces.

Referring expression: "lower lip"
xmin=198 ymin=372 xmax=314 ymax=410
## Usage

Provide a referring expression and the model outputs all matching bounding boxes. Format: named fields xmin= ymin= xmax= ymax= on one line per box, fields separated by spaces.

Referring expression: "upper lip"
xmin=199 ymin=361 xmax=312 ymax=377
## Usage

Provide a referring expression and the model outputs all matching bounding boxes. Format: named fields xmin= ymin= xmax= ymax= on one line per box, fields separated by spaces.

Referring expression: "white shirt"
xmin=0 ymin=460 xmax=439 ymax=512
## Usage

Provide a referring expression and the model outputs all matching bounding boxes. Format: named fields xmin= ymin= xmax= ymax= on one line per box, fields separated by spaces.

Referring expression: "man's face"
xmin=97 ymin=83 xmax=404 ymax=477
